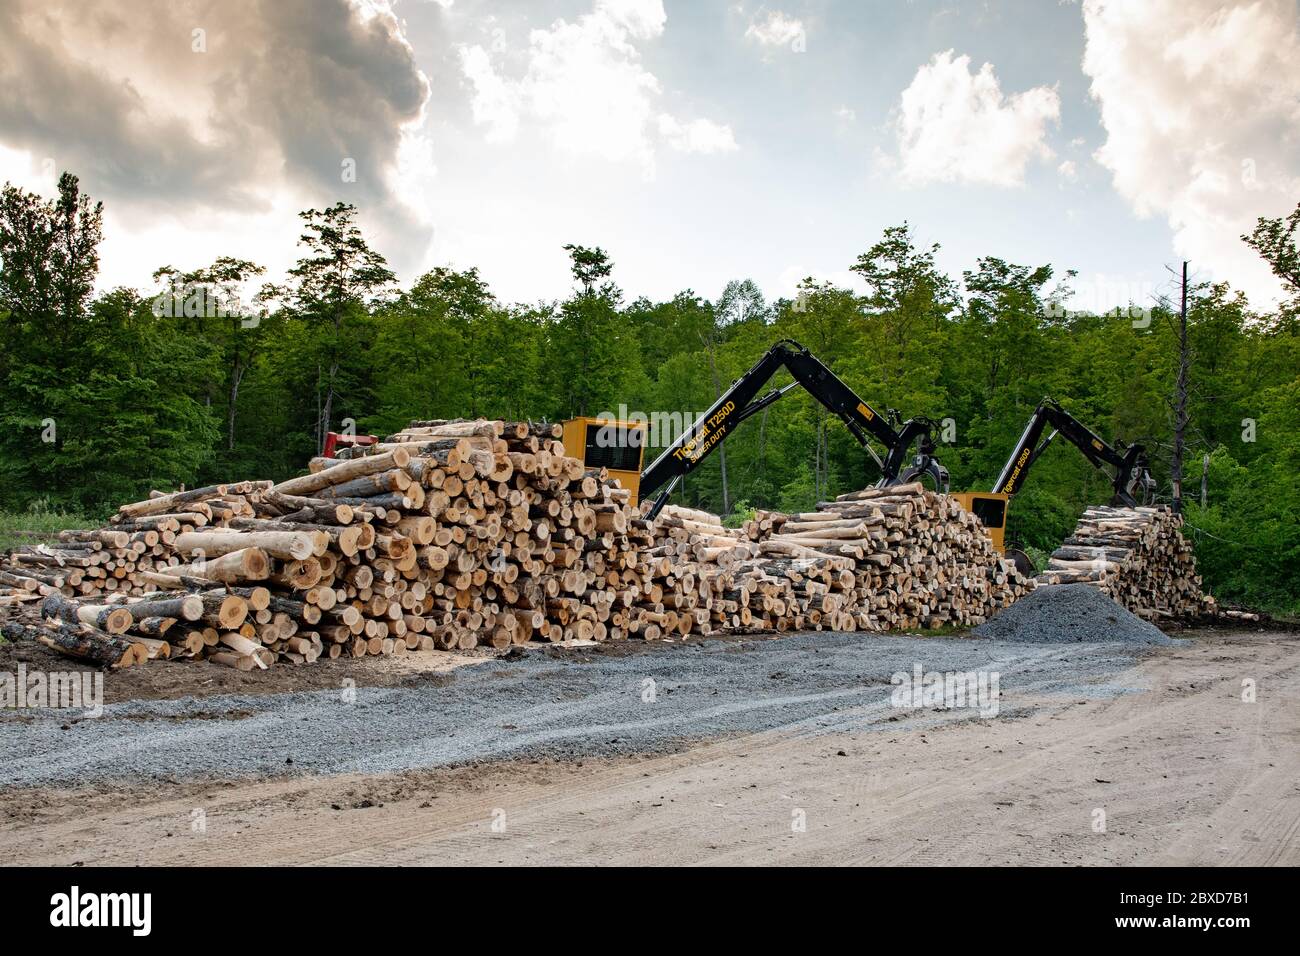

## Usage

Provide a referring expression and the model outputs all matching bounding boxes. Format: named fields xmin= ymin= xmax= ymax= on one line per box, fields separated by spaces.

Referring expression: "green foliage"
xmin=0 ymin=176 xmax=220 ymax=511
xmin=0 ymin=501 xmax=97 ymax=552
xmin=1005 ymin=486 xmax=1081 ymax=554
xmin=277 ymin=202 xmax=397 ymax=455
xmin=1 ymin=175 xmax=1298 ymax=613
xmin=1243 ymin=203 xmax=1300 ymax=321
xmin=1184 ymin=427 xmax=1300 ymax=613
xmin=545 ymin=244 xmax=628 ymax=417
xmin=777 ymin=464 xmax=819 ymax=514
xmin=1022 ymin=546 xmax=1052 ymax=575
xmin=721 ymin=498 xmax=758 ymax=529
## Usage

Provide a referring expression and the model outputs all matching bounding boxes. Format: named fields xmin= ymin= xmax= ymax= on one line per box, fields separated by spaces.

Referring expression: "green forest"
xmin=2 ymin=173 xmax=1298 ymax=613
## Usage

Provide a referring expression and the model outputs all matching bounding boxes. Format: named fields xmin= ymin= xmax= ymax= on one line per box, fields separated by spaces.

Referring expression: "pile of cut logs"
xmin=0 ymin=511 xmax=234 ymax=604
xmin=639 ymin=505 xmax=859 ymax=635
xmin=23 ymin=431 xmax=1245 ymax=669
xmin=637 ymin=484 xmax=1034 ymax=635
xmin=743 ymin=483 xmax=1034 ymax=631
xmin=1034 ymin=505 xmax=1231 ymax=620
xmin=0 ymin=419 xmax=646 ymax=668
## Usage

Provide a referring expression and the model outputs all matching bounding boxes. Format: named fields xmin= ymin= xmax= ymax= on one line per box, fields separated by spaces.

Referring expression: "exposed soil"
xmin=0 ymin=637 xmax=499 ymax=704
xmin=3 ymin=625 xmax=1296 ymax=865
xmin=0 ymin=626 xmax=782 ymax=705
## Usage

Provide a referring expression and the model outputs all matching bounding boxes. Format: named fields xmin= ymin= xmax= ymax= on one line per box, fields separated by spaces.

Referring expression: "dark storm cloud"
xmin=0 ymin=0 xmax=433 ymax=237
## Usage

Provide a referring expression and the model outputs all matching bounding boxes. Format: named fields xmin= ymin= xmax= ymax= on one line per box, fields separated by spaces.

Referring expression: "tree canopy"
xmin=2 ymin=173 xmax=1298 ymax=613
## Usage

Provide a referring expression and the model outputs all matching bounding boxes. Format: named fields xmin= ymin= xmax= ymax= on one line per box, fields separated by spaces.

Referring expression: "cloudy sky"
xmin=1 ymin=0 xmax=1297 ymax=310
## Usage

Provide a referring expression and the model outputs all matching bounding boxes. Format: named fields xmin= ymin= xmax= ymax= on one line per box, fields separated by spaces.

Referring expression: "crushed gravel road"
xmin=1 ymin=630 xmax=1157 ymax=788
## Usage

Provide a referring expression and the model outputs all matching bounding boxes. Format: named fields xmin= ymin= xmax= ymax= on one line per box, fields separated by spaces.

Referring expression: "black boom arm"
xmin=992 ymin=398 xmax=1154 ymax=506
xmin=639 ymin=339 xmax=946 ymax=519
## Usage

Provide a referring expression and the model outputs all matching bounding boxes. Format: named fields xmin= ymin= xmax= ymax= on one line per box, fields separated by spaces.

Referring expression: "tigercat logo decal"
xmin=1003 ymin=447 xmax=1032 ymax=492
xmin=670 ymin=401 xmax=736 ymax=464
xmin=856 ymin=402 xmax=874 ymax=420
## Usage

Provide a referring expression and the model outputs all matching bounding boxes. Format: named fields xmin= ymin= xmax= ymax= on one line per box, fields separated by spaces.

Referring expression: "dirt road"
xmin=3 ymin=628 xmax=1297 ymax=865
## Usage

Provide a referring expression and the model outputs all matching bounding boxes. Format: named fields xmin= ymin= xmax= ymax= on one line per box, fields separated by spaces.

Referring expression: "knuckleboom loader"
xmin=558 ymin=339 xmax=950 ymax=519
xmin=322 ymin=349 xmax=1150 ymax=576
xmin=953 ymin=398 xmax=1156 ymax=574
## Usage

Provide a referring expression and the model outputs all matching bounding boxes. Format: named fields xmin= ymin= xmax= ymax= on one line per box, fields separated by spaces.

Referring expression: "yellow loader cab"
xmin=561 ymin=418 xmax=647 ymax=506
xmin=953 ymin=398 xmax=1156 ymax=578
xmin=951 ymin=490 xmax=1010 ymax=554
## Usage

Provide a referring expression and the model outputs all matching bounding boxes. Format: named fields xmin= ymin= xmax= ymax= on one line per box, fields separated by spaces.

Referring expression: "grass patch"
xmin=0 ymin=502 xmax=97 ymax=552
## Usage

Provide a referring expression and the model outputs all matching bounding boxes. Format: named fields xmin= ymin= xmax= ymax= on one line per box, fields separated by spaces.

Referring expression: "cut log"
xmin=270 ymin=448 xmax=411 ymax=497
xmin=2 ymin=620 xmax=141 ymax=667
xmin=174 ymin=529 xmax=318 ymax=562
xmin=40 ymin=594 xmax=134 ymax=635
xmin=169 ymin=547 xmax=269 ymax=583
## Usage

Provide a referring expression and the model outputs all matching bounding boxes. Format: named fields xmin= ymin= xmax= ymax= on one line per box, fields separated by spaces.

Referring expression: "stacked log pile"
xmin=0 ymin=510 xmax=247 ymax=605
xmin=1035 ymin=505 xmax=1224 ymax=620
xmin=0 ymin=419 xmax=646 ymax=668
xmin=743 ymin=483 xmax=1034 ymax=631
xmin=16 ymin=429 xmax=1188 ymax=669
xmin=638 ymin=484 xmax=1033 ymax=635
xmin=639 ymin=505 xmax=859 ymax=635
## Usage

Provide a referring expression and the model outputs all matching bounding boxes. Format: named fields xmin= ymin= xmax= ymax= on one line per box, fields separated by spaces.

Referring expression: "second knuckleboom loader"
xmin=559 ymin=339 xmax=950 ymax=519
xmin=952 ymin=398 xmax=1156 ymax=574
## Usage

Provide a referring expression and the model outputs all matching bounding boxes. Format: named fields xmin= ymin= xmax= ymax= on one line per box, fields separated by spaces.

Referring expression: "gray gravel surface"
xmin=1 ymin=630 xmax=1158 ymax=787
xmin=973 ymin=584 xmax=1177 ymax=645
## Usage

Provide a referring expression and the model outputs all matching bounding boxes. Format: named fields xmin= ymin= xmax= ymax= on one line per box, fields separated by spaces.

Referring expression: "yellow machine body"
xmin=951 ymin=491 xmax=1010 ymax=554
xmin=560 ymin=418 xmax=647 ymax=505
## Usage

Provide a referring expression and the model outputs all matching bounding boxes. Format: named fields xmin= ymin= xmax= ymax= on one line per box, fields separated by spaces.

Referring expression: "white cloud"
xmin=776 ymin=263 xmax=858 ymax=297
xmin=459 ymin=0 xmax=732 ymax=168
xmin=745 ymin=11 xmax=806 ymax=50
xmin=0 ymin=0 xmax=436 ymax=286
xmin=0 ymin=144 xmax=55 ymax=195
xmin=891 ymin=50 xmax=1060 ymax=187
xmin=458 ymin=44 xmax=519 ymax=142
xmin=656 ymin=115 xmax=738 ymax=154
xmin=1058 ymin=159 xmax=1078 ymax=181
xmin=1082 ymin=0 xmax=1300 ymax=306
xmin=597 ymin=0 xmax=668 ymax=38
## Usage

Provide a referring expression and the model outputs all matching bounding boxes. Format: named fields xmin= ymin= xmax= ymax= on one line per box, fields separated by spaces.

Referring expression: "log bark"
xmin=270 ymin=449 xmax=411 ymax=497
xmin=169 ymin=547 xmax=269 ymax=583
xmin=175 ymin=529 xmax=319 ymax=561
xmin=40 ymin=593 xmax=134 ymax=635
xmin=2 ymin=620 xmax=140 ymax=667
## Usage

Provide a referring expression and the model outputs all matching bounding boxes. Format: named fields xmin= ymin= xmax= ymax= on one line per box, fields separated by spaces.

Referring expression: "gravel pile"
xmin=972 ymin=583 xmax=1174 ymax=645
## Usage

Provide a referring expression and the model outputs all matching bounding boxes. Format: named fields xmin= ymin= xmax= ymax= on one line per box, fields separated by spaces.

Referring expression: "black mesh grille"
xmin=969 ymin=496 xmax=1007 ymax=530
xmin=584 ymin=424 xmax=643 ymax=471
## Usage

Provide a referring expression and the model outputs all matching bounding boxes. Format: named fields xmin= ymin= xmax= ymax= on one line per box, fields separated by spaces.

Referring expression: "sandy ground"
xmin=2 ymin=626 xmax=1296 ymax=865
